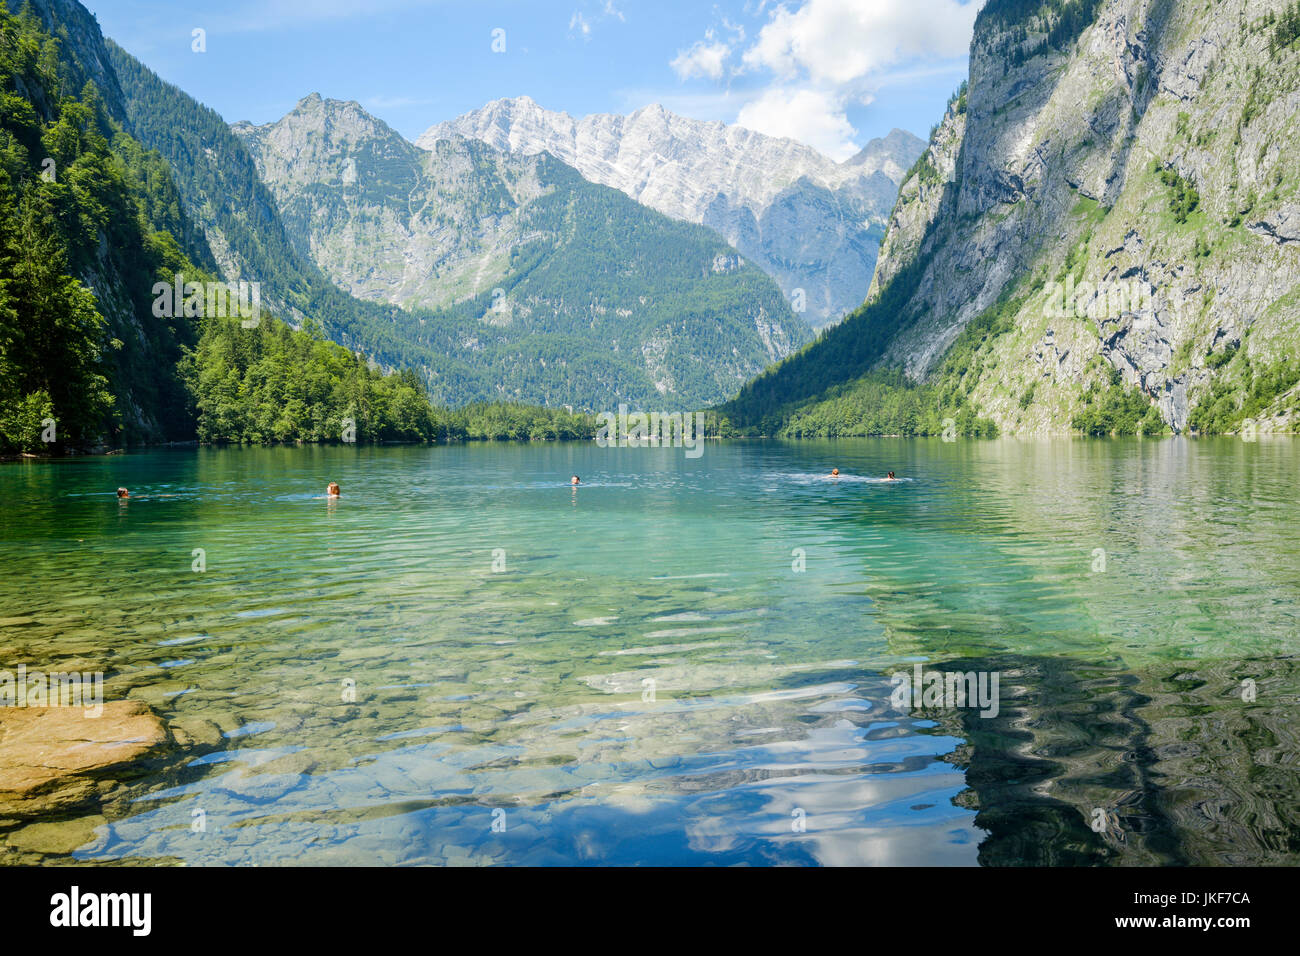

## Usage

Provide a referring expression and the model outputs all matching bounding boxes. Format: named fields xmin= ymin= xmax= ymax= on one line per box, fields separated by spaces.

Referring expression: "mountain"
xmin=101 ymin=39 xmax=454 ymax=383
xmin=10 ymin=0 xmax=547 ymax=450
xmin=101 ymin=38 xmax=809 ymax=410
xmin=420 ymin=97 xmax=925 ymax=328
xmin=722 ymin=0 xmax=1300 ymax=437
xmin=844 ymin=128 xmax=928 ymax=176
xmin=230 ymin=94 xmax=809 ymax=409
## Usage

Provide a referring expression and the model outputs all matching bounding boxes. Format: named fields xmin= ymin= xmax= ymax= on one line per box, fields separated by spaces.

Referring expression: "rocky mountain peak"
xmin=844 ymin=128 xmax=929 ymax=179
xmin=418 ymin=98 xmax=923 ymax=327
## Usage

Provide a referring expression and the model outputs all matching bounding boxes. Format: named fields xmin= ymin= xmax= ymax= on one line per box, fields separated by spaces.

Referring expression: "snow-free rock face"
xmin=837 ymin=0 xmax=1300 ymax=434
xmin=234 ymin=94 xmax=551 ymax=312
xmin=419 ymin=97 xmax=924 ymax=328
xmin=844 ymin=128 xmax=930 ymax=180
xmin=232 ymin=94 xmax=810 ymax=409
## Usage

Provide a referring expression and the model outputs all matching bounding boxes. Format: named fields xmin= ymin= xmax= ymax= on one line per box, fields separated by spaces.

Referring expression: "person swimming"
xmin=327 ymin=482 xmax=341 ymax=498
xmin=830 ymin=468 xmax=840 ymax=477
xmin=886 ymin=471 xmax=897 ymax=481
xmin=116 ymin=487 xmax=129 ymax=499
xmin=571 ymin=475 xmax=581 ymax=485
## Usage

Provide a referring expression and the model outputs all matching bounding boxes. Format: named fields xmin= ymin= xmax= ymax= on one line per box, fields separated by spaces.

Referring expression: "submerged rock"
xmin=0 ymin=701 xmax=171 ymax=816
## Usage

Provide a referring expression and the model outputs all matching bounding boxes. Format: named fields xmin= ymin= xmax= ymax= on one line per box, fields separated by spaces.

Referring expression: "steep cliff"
xmin=4 ymin=0 xmax=211 ymax=449
xmin=725 ymin=0 xmax=1300 ymax=437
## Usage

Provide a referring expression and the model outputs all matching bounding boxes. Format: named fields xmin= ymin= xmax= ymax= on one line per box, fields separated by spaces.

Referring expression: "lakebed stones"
xmin=0 ymin=700 xmax=171 ymax=817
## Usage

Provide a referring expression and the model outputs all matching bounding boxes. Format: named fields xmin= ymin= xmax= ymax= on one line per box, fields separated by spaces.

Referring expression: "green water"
xmin=2 ymin=438 xmax=1299 ymax=865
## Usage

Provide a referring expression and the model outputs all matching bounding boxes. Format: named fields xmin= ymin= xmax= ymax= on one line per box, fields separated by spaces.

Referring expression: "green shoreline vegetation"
xmin=0 ymin=3 xmax=598 ymax=456
xmin=715 ymin=259 xmax=1014 ymax=439
xmin=3 ymin=3 xmax=1290 ymax=456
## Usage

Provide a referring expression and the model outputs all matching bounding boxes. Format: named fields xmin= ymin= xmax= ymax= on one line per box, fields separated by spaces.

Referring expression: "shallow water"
xmin=2 ymin=438 xmax=1299 ymax=865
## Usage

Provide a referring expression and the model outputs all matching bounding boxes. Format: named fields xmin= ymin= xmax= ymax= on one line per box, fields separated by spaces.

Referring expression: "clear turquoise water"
xmin=2 ymin=438 xmax=1299 ymax=865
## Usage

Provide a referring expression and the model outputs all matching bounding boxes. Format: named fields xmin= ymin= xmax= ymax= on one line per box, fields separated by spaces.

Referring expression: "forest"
xmin=0 ymin=3 xmax=593 ymax=454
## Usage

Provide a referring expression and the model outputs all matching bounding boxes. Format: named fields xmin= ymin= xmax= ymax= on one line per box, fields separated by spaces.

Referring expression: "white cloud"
xmin=570 ymin=11 xmax=592 ymax=38
xmin=671 ymin=34 xmax=732 ymax=81
xmin=662 ymin=0 xmax=979 ymax=159
xmin=570 ymin=1 xmax=629 ymax=40
xmin=742 ymin=0 xmax=979 ymax=85
xmin=735 ymin=87 xmax=861 ymax=160
xmin=720 ymin=17 xmax=747 ymax=42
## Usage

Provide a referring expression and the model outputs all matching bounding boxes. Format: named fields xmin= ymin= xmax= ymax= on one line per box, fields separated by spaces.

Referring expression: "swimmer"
xmin=327 ymin=481 xmax=341 ymax=498
xmin=116 ymin=487 xmax=129 ymax=499
xmin=570 ymin=475 xmax=581 ymax=485
xmin=830 ymin=468 xmax=840 ymax=477
xmin=886 ymin=471 xmax=897 ymax=481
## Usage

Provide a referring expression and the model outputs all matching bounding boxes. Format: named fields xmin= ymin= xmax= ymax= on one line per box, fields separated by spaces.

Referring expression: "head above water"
xmin=887 ymin=472 xmax=896 ymax=480
xmin=327 ymin=482 xmax=341 ymax=497
xmin=116 ymin=487 xmax=129 ymax=499
xmin=830 ymin=468 xmax=839 ymax=477
xmin=570 ymin=475 xmax=581 ymax=485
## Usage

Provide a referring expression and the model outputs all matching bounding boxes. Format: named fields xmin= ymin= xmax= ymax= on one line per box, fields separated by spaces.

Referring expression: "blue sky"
xmin=81 ymin=0 xmax=982 ymax=160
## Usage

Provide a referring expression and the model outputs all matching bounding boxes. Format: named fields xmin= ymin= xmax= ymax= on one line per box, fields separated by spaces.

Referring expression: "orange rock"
xmin=0 ymin=701 xmax=170 ymax=815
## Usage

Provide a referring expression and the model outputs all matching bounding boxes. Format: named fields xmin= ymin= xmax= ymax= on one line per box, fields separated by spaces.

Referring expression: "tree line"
xmin=0 ymin=4 xmax=594 ymax=454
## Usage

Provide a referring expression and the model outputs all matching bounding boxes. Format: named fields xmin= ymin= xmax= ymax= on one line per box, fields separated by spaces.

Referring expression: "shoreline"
xmin=4 ymin=430 xmax=1297 ymax=464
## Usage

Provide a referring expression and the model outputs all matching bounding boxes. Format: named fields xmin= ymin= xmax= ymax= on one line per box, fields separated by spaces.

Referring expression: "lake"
xmin=2 ymin=437 xmax=1299 ymax=865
